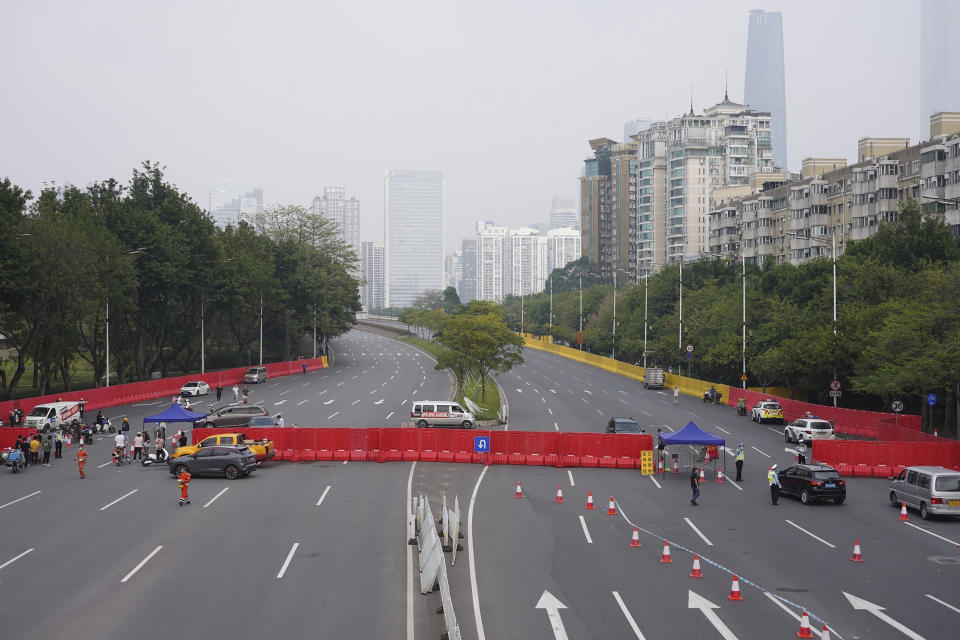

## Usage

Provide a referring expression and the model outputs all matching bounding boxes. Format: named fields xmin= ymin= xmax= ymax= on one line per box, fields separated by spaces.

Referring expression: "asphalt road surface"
xmin=1 ymin=328 xmax=957 ymax=640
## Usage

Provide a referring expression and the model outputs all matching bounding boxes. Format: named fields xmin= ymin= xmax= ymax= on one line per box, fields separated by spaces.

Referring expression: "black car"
xmin=778 ymin=464 xmax=846 ymax=504
xmin=168 ymin=446 xmax=257 ymax=479
xmin=606 ymin=417 xmax=643 ymax=434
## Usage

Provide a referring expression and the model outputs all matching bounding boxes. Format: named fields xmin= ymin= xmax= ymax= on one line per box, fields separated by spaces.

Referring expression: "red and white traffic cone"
xmin=606 ymin=496 xmax=617 ymax=515
xmin=850 ymin=539 xmax=864 ymax=562
xmin=514 ymin=481 xmax=523 ymax=499
xmin=699 ymin=467 xmax=705 ymax=480
xmin=716 ymin=467 xmax=724 ymax=483
xmin=585 ymin=491 xmax=595 ymax=510
xmin=630 ymin=527 xmax=641 ymax=547
xmin=555 ymin=485 xmax=564 ymax=503
xmin=657 ymin=457 xmax=664 ymax=473
xmin=821 ymin=624 xmax=831 ymax=640
xmin=899 ymin=501 xmax=909 ymax=521
xmin=689 ymin=554 xmax=703 ymax=578
xmin=704 ymin=448 xmax=711 ymax=462
xmin=673 ymin=458 xmax=679 ymax=473
xmin=796 ymin=610 xmax=814 ymax=638
xmin=660 ymin=540 xmax=673 ymax=563
xmin=728 ymin=575 xmax=743 ymax=600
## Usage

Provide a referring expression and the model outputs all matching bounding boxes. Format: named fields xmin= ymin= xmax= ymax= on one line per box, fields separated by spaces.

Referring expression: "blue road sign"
xmin=685 ymin=351 xmax=692 ymax=360
xmin=474 ymin=436 xmax=490 ymax=453
xmin=927 ymin=393 xmax=937 ymax=407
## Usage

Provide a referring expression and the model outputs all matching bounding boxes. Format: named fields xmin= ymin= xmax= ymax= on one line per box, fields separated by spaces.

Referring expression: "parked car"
xmin=244 ymin=366 xmax=267 ymax=384
xmin=751 ymin=400 xmax=784 ymax=424
xmin=24 ymin=401 xmax=81 ymax=433
xmin=784 ymin=418 xmax=835 ymax=443
xmin=168 ymin=446 xmax=257 ymax=479
xmin=889 ymin=466 xmax=960 ymax=519
xmin=605 ymin=417 xmax=642 ymax=434
xmin=410 ymin=401 xmax=475 ymax=428
xmin=777 ymin=464 xmax=846 ymax=504
xmin=200 ymin=404 xmax=270 ymax=429
xmin=179 ymin=381 xmax=210 ymax=397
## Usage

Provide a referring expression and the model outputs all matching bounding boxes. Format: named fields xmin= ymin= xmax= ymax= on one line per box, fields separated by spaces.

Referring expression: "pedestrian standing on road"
xmin=54 ymin=431 xmax=63 ymax=458
xmin=276 ymin=414 xmax=284 ymax=427
xmin=122 ymin=417 xmax=130 ymax=434
xmin=177 ymin=468 xmax=191 ymax=505
xmin=673 ymin=385 xmax=679 ymax=404
xmin=735 ymin=444 xmax=744 ymax=481
xmin=132 ymin=432 xmax=144 ymax=461
xmin=29 ymin=435 xmax=41 ymax=465
xmin=75 ymin=445 xmax=87 ymax=478
xmin=78 ymin=399 xmax=85 ymax=420
xmin=796 ymin=438 xmax=808 ymax=465
xmin=768 ymin=464 xmax=781 ymax=505
xmin=178 ymin=431 xmax=188 ymax=448
xmin=690 ymin=466 xmax=700 ymax=505
xmin=302 ymin=362 xmax=307 ymax=375
xmin=232 ymin=384 xmax=239 ymax=403
xmin=242 ymin=384 xmax=249 ymax=405
xmin=216 ymin=384 xmax=222 ymax=402
xmin=42 ymin=435 xmax=52 ymax=466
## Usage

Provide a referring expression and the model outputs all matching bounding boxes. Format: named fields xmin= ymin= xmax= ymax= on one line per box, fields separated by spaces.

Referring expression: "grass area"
xmin=402 ymin=336 xmax=501 ymax=421
xmin=1 ymin=357 xmax=99 ymax=397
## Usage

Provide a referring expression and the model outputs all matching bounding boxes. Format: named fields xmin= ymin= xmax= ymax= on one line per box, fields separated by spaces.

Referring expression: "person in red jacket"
xmin=177 ymin=468 xmax=191 ymax=506
xmin=75 ymin=445 xmax=88 ymax=478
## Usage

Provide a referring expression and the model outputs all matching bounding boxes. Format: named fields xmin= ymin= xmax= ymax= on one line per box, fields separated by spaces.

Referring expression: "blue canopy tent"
xmin=659 ymin=421 xmax=726 ymax=477
xmin=143 ymin=403 xmax=207 ymax=424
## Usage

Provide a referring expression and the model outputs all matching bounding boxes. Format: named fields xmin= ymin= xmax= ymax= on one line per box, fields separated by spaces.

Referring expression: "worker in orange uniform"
xmin=177 ymin=468 xmax=192 ymax=506
xmin=75 ymin=445 xmax=88 ymax=478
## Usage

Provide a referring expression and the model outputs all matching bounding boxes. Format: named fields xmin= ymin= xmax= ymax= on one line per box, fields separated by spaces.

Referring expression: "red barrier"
xmin=813 ymin=439 xmax=960 ymax=476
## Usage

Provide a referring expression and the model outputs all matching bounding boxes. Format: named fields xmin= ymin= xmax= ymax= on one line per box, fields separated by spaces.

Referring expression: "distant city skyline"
xmin=208 ymin=179 xmax=263 ymax=228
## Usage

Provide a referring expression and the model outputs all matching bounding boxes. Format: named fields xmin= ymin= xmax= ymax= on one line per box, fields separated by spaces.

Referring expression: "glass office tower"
xmin=384 ymin=170 xmax=444 ymax=308
xmin=744 ymin=9 xmax=787 ymax=171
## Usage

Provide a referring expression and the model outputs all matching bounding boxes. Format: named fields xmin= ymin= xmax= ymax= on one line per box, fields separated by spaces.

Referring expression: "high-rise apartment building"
xmin=546 ymin=228 xmax=581 ymax=274
xmin=921 ymin=0 xmax=960 ymax=127
xmin=507 ymin=228 xmax=547 ymax=297
xmin=459 ymin=237 xmax=477 ymax=303
xmin=475 ymin=224 xmax=507 ymax=302
xmin=384 ymin=170 xmax=444 ymax=308
xmin=443 ymin=252 xmax=462 ymax=293
xmin=208 ymin=180 xmax=263 ymax=228
xmin=360 ymin=241 xmax=385 ymax=311
xmin=549 ymin=196 xmax=579 ymax=230
xmin=311 ymin=187 xmax=360 ymax=257
xmin=744 ymin=9 xmax=787 ymax=172
xmin=580 ymin=138 xmax=613 ymax=276
xmin=624 ymin=118 xmax=653 ymax=142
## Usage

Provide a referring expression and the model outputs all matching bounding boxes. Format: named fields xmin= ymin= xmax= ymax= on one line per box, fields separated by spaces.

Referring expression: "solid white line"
xmin=120 ymin=545 xmax=163 ymax=583
xmin=100 ymin=489 xmax=138 ymax=511
xmin=276 ymin=542 xmax=299 ymax=578
xmin=202 ymin=487 xmax=229 ymax=508
xmin=714 ymin=426 xmax=731 ymax=434
xmin=903 ymin=521 xmax=960 ymax=547
xmin=612 ymin=591 xmax=648 ymax=640
xmin=469 ymin=465 xmax=489 ymax=640
xmin=0 ymin=548 xmax=33 ymax=571
xmin=316 ymin=485 xmax=331 ymax=507
xmin=725 ymin=478 xmax=744 ymax=491
xmin=97 ymin=461 xmax=113 ymax=468
xmin=649 ymin=475 xmax=662 ymax=489
xmin=684 ymin=517 xmax=714 ymax=546
xmin=764 ymin=592 xmax=824 ymax=638
xmin=578 ymin=515 xmax=593 ymax=544
xmin=328 ymin=412 xmax=340 ymax=420
xmin=406 ymin=462 xmax=417 ymax=640
xmin=785 ymin=519 xmax=836 ymax=548
xmin=751 ymin=446 xmax=771 ymax=458
xmin=926 ymin=594 xmax=960 ymax=615
xmin=0 ymin=490 xmax=42 ymax=509
xmin=567 ymin=470 xmax=575 ymax=487
xmin=385 ymin=411 xmax=395 ymax=420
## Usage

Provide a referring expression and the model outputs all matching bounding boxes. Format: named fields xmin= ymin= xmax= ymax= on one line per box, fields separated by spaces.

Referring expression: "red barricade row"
xmin=812 ymin=440 xmax=960 ymax=476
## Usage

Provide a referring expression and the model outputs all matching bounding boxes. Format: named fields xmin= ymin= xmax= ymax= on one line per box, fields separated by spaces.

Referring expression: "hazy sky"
xmin=1 ymin=0 xmax=938 ymax=252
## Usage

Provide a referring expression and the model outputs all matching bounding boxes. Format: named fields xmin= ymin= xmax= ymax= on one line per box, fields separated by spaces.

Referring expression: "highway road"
xmin=1 ymin=327 xmax=958 ymax=640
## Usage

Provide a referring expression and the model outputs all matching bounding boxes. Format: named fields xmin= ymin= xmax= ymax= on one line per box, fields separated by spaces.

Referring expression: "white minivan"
xmin=25 ymin=401 xmax=82 ymax=432
xmin=410 ymin=401 xmax=475 ymax=428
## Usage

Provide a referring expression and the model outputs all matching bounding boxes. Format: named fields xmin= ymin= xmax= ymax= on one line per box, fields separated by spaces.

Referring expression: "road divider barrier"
xmin=812 ymin=439 xmax=960 ymax=476
xmin=414 ymin=494 xmax=463 ymax=640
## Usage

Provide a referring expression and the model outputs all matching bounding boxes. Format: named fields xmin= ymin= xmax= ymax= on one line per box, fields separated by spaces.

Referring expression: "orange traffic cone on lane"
xmin=796 ymin=610 xmax=814 ymax=638
xmin=629 ymin=527 xmax=641 ymax=547
xmin=821 ymin=625 xmax=831 ymax=640
xmin=673 ymin=458 xmax=679 ymax=473
xmin=850 ymin=539 xmax=864 ymax=562
xmin=606 ymin=497 xmax=617 ymax=515
xmin=555 ymin=486 xmax=564 ymax=503
xmin=659 ymin=540 xmax=673 ymax=563
xmin=585 ymin=491 xmax=595 ymax=510
xmin=728 ymin=575 xmax=743 ymax=600
xmin=514 ymin=481 xmax=523 ymax=499
xmin=716 ymin=468 xmax=724 ymax=483
xmin=899 ymin=501 xmax=909 ymax=521
xmin=689 ymin=554 xmax=703 ymax=578
xmin=699 ymin=467 xmax=705 ymax=480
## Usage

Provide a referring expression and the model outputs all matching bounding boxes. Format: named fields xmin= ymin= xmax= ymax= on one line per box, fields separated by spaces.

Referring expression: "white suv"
xmin=784 ymin=418 xmax=835 ymax=443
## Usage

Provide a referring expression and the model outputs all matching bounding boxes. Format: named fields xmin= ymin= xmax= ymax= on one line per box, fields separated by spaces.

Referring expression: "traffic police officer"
xmin=767 ymin=464 xmax=781 ymax=505
xmin=734 ymin=444 xmax=744 ymax=481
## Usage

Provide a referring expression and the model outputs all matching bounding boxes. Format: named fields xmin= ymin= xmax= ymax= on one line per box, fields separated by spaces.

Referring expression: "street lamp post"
xmin=313 ymin=306 xmax=317 ymax=359
xmin=549 ymin=273 xmax=553 ymax=341
xmin=259 ymin=291 xmax=264 ymax=366
xmin=578 ymin=269 xmax=583 ymax=350
xmin=612 ymin=269 xmax=617 ymax=360
xmin=678 ymin=259 xmax=683 ymax=372
xmin=643 ymin=273 xmax=649 ymax=369
xmin=741 ymin=252 xmax=746 ymax=389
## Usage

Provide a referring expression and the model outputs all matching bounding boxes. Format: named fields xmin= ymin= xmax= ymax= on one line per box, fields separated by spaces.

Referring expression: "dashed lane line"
xmin=547 ymin=408 xmax=553 ymax=415
xmin=97 ymin=461 xmax=113 ymax=468
xmin=725 ymin=478 xmax=743 ymax=492
xmin=328 ymin=412 xmax=340 ymax=420
xmin=595 ymin=408 xmax=604 ymax=415
xmin=274 ymin=400 xmax=287 ymax=406
xmin=553 ymin=422 xmax=559 ymax=431
xmin=301 ymin=382 xmax=311 ymax=387
xmin=639 ymin=409 xmax=651 ymax=416
xmin=316 ymin=485 xmax=331 ymax=507
xmin=202 ymin=487 xmax=229 ymax=508
xmin=714 ymin=426 xmax=731 ymax=435
xmin=318 ymin=390 xmax=328 ymax=395
xmin=766 ymin=427 xmax=781 ymax=435
xmin=902 ymin=521 xmax=960 ymax=547
xmin=567 ymin=470 xmax=575 ymax=487
xmin=784 ymin=519 xmax=836 ymax=548
xmin=276 ymin=543 xmax=299 ymax=579
xmin=279 ymin=390 xmax=291 ymax=396
xmin=578 ymin=515 xmax=593 ymax=544
xmin=121 ymin=545 xmax=163 ymax=583
xmin=751 ymin=446 xmax=771 ymax=458
xmin=324 ymin=399 xmax=335 ymax=405
xmin=297 ymin=399 xmax=310 ymax=406
xmin=612 ymin=591 xmax=648 ymax=640
xmin=385 ymin=411 xmax=395 ymax=420
xmin=352 ymin=399 xmax=360 ymax=405
xmin=0 ymin=548 xmax=33 ymax=572
xmin=648 ymin=475 xmax=661 ymax=489
xmin=100 ymin=489 xmax=138 ymax=511
xmin=925 ymin=594 xmax=960 ymax=615
xmin=0 ymin=491 xmax=42 ymax=509
xmin=684 ymin=517 xmax=713 ymax=546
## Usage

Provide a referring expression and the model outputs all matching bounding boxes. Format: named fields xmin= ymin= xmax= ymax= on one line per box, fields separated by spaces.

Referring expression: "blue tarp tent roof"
xmin=660 ymin=421 xmax=725 ymax=446
xmin=143 ymin=403 xmax=207 ymax=424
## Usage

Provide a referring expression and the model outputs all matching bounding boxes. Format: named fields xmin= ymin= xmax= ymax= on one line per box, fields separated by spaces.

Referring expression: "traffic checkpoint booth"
xmin=143 ymin=403 xmax=208 ymax=434
xmin=658 ymin=421 xmax=726 ymax=478
xmin=188 ymin=427 xmax=656 ymax=469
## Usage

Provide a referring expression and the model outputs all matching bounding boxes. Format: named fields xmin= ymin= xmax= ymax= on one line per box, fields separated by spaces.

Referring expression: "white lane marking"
xmin=297 ymin=399 xmax=309 ymax=406
xmin=97 ymin=461 xmax=113 ymax=468
xmin=687 ymin=411 xmax=700 ymax=418
xmin=639 ymin=409 xmax=651 ymax=416
xmin=318 ymin=390 xmax=328 ymax=396
xmin=567 ymin=470 xmax=575 ymax=487
xmin=270 ymin=382 xmax=281 ymax=387
xmin=351 ymin=375 xmax=358 ymax=380
xmin=276 ymin=542 xmax=300 ymax=578
xmin=279 ymin=390 xmax=290 ymax=396
xmin=903 ymin=521 xmax=960 ymax=547
xmin=202 ymin=487 xmax=229 ymax=508
xmin=764 ymin=592 xmax=824 ymax=638
xmin=352 ymin=399 xmax=360 ymax=405
xmin=784 ymin=447 xmax=797 ymax=455
xmin=302 ymin=382 xmax=311 ymax=387
xmin=618 ymin=399 xmax=628 ymax=405
xmin=541 ymin=396 xmax=546 ymax=403
xmin=328 ymin=412 xmax=340 ymax=420
xmin=100 ymin=489 xmax=138 ymax=511
xmin=684 ymin=517 xmax=714 ymax=546
xmin=121 ymin=545 xmax=163 ymax=583
xmin=751 ymin=446 xmax=771 ymax=458
xmin=581 ymin=398 xmax=589 ymax=404
xmin=766 ymin=427 xmax=781 ymax=434
xmin=274 ymin=400 xmax=287 ymax=406
xmin=785 ymin=519 xmax=836 ymax=548
xmin=547 ymin=408 xmax=553 ymax=415
xmin=553 ymin=422 xmax=559 ymax=431
xmin=926 ymin=594 xmax=960 ymax=615
xmin=649 ymin=475 xmax=662 ymax=489
xmin=612 ymin=591 xmax=648 ymax=640
xmin=133 ymin=401 xmax=163 ymax=407
xmin=321 ymin=375 xmax=328 ymax=380
xmin=338 ymin=381 xmax=345 ymax=386
xmin=469 ymin=465 xmax=490 ymax=640
xmin=369 ymin=389 xmax=378 ymax=395
xmin=0 ymin=548 xmax=33 ymax=571
xmin=725 ymin=478 xmax=743 ymax=491
xmin=578 ymin=515 xmax=593 ymax=544
xmin=385 ymin=411 xmax=395 ymax=420
xmin=714 ymin=426 xmax=731 ymax=435
xmin=583 ymin=389 xmax=592 ymax=395
xmin=316 ymin=485 xmax=331 ymax=507
xmin=0 ymin=491 xmax=42 ymax=510
xmin=406 ymin=462 xmax=417 ymax=640
xmin=595 ymin=408 xmax=604 ymax=415
xmin=342 ymin=460 xmax=348 ymax=465
xmin=724 ymin=448 xmax=736 ymax=457
xmin=324 ymin=399 xmax=335 ymax=405
xmin=549 ymin=389 xmax=556 ymax=394
xmin=381 ymin=381 xmax=388 ymax=387
xmin=374 ymin=399 xmax=384 ymax=405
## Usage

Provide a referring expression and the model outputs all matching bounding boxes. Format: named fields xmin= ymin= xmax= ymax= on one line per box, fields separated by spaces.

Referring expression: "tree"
xmin=436 ymin=313 xmax=523 ymax=401
xmin=442 ymin=286 xmax=461 ymax=313
xmin=410 ymin=289 xmax=445 ymax=310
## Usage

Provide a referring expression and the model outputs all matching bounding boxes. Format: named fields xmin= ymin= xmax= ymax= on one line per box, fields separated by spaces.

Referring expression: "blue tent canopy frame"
xmin=659 ymin=421 xmax=726 ymax=478
xmin=143 ymin=403 xmax=207 ymax=424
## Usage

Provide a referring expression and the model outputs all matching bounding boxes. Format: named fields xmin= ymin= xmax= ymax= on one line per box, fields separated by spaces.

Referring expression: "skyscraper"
xmin=384 ymin=170 xmax=444 ymax=308
xmin=744 ymin=9 xmax=787 ymax=171
xmin=311 ymin=187 xmax=360 ymax=257
xmin=921 ymin=0 xmax=960 ymax=126
xmin=208 ymin=179 xmax=263 ymax=228
xmin=549 ymin=196 xmax=579 ymax=230
xmin=360 ymin=241 xmax=385 ymax=311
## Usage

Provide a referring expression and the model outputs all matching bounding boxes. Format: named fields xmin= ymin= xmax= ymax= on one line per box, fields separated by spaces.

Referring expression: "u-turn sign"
xmin=474 ymin=436 xmax=490 ymax=453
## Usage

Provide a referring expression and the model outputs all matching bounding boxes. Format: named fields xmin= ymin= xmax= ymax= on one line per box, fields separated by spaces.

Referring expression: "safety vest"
xmin=735 ymin=450 xmax=744 ymax=462
xmin=797 ymin=443 xmax=807 ymax=455
xmin=767 ymin=470 xmax=778 ymax=486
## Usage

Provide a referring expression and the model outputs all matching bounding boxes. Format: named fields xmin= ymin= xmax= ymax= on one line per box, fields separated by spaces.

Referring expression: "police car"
xmin=750 ymin=400 xmax=784 ymax=424
xmin=784 ymin=418 xmax=835 ymax=443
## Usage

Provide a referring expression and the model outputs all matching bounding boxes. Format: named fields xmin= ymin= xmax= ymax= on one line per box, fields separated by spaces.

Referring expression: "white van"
xmin=25 ymin=401 xmax=82 ymax=432
xmin=244 ymin=366 xmax=267 ymax=384
xmin=410 ymin=401 xmax=475 ymax=428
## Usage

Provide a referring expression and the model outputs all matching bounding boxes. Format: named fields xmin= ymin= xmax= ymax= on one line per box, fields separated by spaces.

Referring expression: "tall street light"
xmin=578 ymin=266 xmax=584 ymax=350
xmin=106 ymin=247 xmax=146 ymax=387
xmin=678 ymin=258 xmax=684 ymax=373
xmin=548 ymin=272 xmax=553 ymax=341
xmin=741 ymin=251 xmax=747 ymax=389
xmin=259 ymin=291 xmax=264 ymax=366
xmin=641 ymin=263 xmax=662 ymax=370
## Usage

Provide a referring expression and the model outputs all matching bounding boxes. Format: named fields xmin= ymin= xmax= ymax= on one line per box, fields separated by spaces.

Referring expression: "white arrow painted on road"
xmin=843 ymin=592 xmax=927 ymax=640
xmin=374 ymin=399 xmax=384 ymax=405
xmin=535 ymin=590 xmax=569 ymax=640
xmin=688 ymin=590 xmax=739 ymax=640
xmin=549 ymin=389 xmax=556 ymax=394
